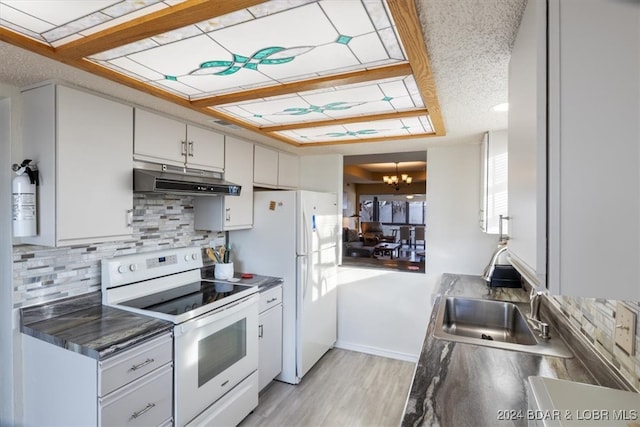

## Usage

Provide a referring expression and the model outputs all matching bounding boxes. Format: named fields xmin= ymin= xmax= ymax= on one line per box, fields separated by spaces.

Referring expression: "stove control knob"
xmin=129 ymin=264 xmax=137 ymax=272
xmin=117 ymin=265 xmax=126 ymax=274
xmin=184 ymin=255 xmax=190 ymax=262
xmin=192 ymin=253 xmax=198 ymax=261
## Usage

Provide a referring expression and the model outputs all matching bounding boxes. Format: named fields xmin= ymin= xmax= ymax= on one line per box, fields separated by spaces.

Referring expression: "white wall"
xmin=0 ymin=83 xmax=22 ymax=425
xmin=425 ymin=144 xmax=500 ymax=286
xmin=336 ymin=267 xmax=432 ymax=362
xmin=337 ymin=144 xmax=499 ymax=361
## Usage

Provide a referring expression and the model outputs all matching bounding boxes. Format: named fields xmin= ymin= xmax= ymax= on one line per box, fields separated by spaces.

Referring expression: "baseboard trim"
xmin=334 ymin=340 xmax=418 ymax=363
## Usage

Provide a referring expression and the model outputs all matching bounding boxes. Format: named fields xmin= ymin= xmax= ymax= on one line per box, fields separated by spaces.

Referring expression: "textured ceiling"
xmin=0 ymin=0 xmax=526 ymax=167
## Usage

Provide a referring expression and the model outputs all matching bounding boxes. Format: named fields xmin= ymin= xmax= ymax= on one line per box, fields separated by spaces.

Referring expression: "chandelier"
xmin=383 ymin=162 xmax=412 ymax=191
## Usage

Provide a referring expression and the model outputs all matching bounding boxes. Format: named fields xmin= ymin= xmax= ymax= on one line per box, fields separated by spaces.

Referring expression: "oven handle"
xmin=176 ymin=294 xmax=258 ymax=335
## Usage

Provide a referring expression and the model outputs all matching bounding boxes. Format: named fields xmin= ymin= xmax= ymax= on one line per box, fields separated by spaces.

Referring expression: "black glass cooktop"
xmin=119 ymin=280 xmax=253 ymax=316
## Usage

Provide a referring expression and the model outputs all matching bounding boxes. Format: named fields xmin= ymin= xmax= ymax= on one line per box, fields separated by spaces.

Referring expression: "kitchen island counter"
xmin=21 ymin=291 xmax=172 ymax=360
xmin=401 ymin=274 xmax=630 ymax=426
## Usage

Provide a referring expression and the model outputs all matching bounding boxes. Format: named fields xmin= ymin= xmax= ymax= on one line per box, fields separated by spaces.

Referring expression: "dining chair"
xmin=414 ymin=226 xmax=425 ymax=249
xmin=399 ymin=226 xmax=411 ymax=247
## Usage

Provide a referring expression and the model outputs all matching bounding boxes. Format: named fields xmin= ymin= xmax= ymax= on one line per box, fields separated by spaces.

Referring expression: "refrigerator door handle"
xmin=300 ymin=255 xmax=309 ymax=300
xmin=301 ymin=207 xmax=311 ymax=256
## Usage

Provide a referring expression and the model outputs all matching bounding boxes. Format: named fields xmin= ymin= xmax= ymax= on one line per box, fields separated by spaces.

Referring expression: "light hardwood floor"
xmin=240 ymin=349 xmax=415 ymax=427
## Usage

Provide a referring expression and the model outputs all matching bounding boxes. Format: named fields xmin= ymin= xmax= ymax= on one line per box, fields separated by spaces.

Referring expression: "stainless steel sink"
xmin=433 ymin=296 xmax=573 ymax=358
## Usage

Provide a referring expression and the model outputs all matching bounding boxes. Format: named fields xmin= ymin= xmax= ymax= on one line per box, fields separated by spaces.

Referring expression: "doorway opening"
xmin=342 ymin=152 xmax=427 ymax=273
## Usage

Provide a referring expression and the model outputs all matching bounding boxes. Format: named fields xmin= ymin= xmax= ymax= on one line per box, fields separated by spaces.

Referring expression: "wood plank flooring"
xmin=240 ymin=349 xmax=415 ymax=427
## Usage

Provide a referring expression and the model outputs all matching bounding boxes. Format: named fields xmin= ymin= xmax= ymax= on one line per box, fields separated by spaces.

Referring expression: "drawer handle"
xmin=130 ymin=403 xmax=155 ymax=420
xmin=258 ymin=324 xmax=263 ymax=338
xmin=129 ymin=358 xmax=154 ymax=371
xmin=267 ymin=297 xmax=278 ymax=303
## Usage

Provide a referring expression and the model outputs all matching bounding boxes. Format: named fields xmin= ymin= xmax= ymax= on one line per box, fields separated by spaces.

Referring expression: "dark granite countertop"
xmin=401 ymin=274 xmax=608 ymax=427
xmin=201 ymin=267 xmax=283 ymax=292
xmin=21 ymin=292 xmax=173 ymax=361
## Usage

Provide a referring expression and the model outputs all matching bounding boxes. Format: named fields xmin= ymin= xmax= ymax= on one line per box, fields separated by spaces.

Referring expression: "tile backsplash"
xmin=12 ymin=194 xmax=218 ymax=308
xmin=549 ymin=295 xmax=640 ymax=390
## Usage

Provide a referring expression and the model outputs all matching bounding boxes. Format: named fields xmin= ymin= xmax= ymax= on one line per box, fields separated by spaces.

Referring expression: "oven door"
xmin=174 ymin=293 xmax=258 ymax=426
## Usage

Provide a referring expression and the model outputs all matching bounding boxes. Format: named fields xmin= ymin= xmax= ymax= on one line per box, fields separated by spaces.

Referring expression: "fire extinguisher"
xmin=12 ymin=159 xmax=39 ymax=237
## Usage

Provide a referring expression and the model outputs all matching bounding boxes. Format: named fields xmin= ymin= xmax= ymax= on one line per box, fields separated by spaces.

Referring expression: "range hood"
xmin=134 ymin=169 xmax=241 ymax=196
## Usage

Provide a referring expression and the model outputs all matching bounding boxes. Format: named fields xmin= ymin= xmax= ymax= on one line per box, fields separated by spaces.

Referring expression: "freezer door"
xmin=297 ymin=191 xmax=339 ymax=255
xmin=295 ymin=246 xmax=337 ymax=380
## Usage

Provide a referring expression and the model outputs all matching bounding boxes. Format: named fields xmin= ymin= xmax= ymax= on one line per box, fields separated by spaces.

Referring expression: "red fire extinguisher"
xmin=12 ymin=159 xmax=38 ymax=237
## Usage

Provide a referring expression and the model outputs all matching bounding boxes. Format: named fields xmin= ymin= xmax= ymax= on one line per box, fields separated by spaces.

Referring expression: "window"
xmin=359 ymin=196 xmax=425 ymax=225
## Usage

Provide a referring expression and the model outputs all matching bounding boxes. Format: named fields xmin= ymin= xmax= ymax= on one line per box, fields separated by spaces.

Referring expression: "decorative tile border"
xmin=12 ymin=194 xmax=217 ymax=308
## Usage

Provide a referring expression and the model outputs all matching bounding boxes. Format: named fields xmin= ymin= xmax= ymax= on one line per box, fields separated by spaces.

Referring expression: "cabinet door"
xmin=278 ymin=152 xmax=299 ymax=189
xmin=186 ymin=124 xmax=224 ymax=172
xmin=253 ymin=145 xmax=278 ymax=187
xmin=258 ymin=304 xmax=282 ymax=391
xmin=57 ymin=86 xmax=133 ymax=244
xmin=547 ymin=0 xmax=640 ymax=300
xmin=224 ymin=137 xmax=253 ymax=229
xmin=134 ymin=108 xmax=185 ymax=167
xmin=507 ymin=0 xmax=547 ymax=287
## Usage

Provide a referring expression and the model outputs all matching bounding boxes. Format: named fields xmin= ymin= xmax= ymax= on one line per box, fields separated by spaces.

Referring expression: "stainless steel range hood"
xmin=134 ymin=168 xmax=241 ymax=196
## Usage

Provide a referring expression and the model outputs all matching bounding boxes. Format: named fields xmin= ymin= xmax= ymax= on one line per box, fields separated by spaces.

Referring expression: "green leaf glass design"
xmin=275 ymin=101 xmax=366 ymax=116
xmin=326 ymin=129 xmax=379 ymax=138
xmin=188 ymin=45 xmax=314 ymax=76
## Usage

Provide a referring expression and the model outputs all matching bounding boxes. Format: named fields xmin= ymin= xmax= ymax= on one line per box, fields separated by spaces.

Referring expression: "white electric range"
xmin=102 ymin=247 xmax=259 ymax=427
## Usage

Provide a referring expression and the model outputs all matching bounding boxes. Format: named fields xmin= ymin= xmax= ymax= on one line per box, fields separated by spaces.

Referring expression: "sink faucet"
xmin=528 ymin=288 xmax=550 ymax=340
xmin=529 ymin=288 xmax=543 ymax=321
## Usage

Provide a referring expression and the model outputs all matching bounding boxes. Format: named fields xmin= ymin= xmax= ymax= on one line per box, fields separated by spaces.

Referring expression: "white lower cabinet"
xmin=23 ymin=332 xmax=173 ymax=427
xmin=258 ymin=285 xmax=283 ymax=391
xmin=100 ymin=364 xmax=173 ymax=427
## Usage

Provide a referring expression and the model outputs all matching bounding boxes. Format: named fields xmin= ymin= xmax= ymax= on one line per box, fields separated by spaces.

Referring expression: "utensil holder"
xmin=214 ymin=262 xmax=234 ymax=280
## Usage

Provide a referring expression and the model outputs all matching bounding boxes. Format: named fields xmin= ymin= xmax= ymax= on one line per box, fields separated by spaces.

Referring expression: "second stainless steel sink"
xmin=433 ymin=296 xmax=573 ymax=358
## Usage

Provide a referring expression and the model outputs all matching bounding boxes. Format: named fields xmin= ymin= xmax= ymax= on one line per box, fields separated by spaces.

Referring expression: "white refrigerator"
xmin=230 ymin=190 xmax=339 ymax=384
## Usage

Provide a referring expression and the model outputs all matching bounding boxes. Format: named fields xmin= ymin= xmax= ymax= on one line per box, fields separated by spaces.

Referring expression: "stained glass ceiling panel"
xmin=87 ymin=0 xmax=405 ymax=99
xmin=209 ymin=75 xmax=423 ymax=126
xmin=275 ymin=116 xmax=434 ymax=144
xmin=0 ymin=0 xmax=445 ymax=146
xmin=0 ymin=0 xmax=186 ymax=46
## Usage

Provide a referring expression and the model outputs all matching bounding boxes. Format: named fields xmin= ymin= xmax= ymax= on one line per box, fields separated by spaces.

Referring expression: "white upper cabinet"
xmin=184 ymin=124 xmax=224 ymax=171
xmin=253 ymin=145 xmax=299 ymax=189
xmin=546 ymin=0 xmax=640 ymax=300
xmin=507 ymin=0 xmax=547 ymax=287
xmin=509 ymin=0 xmax=640 ymax=300
xmin=21 ymin=84 xmax=133 ymax=247
xmin=253 ymin=145 xmax=279 ymax=187
xmin=480 ymin=130 xmax=509 ymax=235
xmin=133 ymin=108 xmax=185 ymax=167
xmin=195 ymin=137 xmax=254 ymax=231
xmin=277 ymin=151 xmax=300 ymax=189
xmin=134 ymin=109 xmax=224 ymax=172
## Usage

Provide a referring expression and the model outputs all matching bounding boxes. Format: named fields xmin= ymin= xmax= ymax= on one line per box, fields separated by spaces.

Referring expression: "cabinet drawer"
xmin=99 ymin=332 xmax=172 ymax=396
xmin=259 ymin=285 xmax=282 ymax=313
xmin=100 ymin=363 xmax=173 ymax=427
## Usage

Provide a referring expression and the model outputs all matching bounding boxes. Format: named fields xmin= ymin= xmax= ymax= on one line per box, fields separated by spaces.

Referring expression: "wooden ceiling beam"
xmin=260 ymin=108 xmax=430 ymax=132
xmin=56 ymin=0 xmax=267 ymax=59
xmin=191 ymin=63 xmax=413 ymax=107
xmin=0 ymin=28 xmax=57 ymax=59
xmin=295 ymin=132 xmax=438 ymax=147
xmin=387 ymin=0 xmax=446 ymax=136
